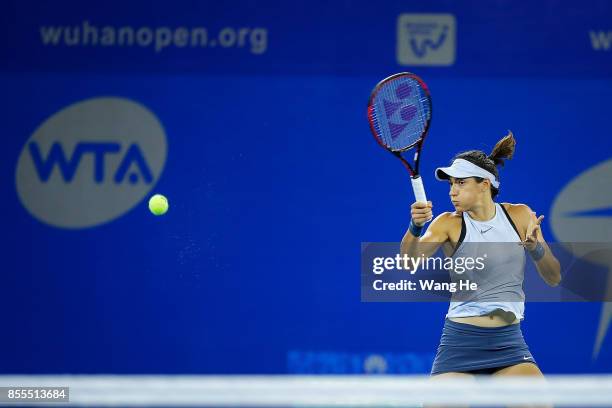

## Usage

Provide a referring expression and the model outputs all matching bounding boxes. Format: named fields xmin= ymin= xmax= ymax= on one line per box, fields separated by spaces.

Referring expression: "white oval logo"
xmin=551 ymin=158 xmax=612 ymax=260
xmin=15 ymin=97 xmax=167 ymax=229
xmin=550 ymin=157 xmax=612 ymax=359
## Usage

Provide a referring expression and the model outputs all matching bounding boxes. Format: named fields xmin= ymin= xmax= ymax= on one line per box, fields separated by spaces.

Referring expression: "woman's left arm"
xmin=521 ymin=208 xmax=561 ymax=287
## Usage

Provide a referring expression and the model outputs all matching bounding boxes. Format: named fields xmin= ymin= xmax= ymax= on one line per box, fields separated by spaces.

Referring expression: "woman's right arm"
xmin=400 ymin=201 xmax=451 ymax=258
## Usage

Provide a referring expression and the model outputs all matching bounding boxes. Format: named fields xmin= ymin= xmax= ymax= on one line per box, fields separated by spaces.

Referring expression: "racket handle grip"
xmin=411 ymin=175 xmax=427 ymax=204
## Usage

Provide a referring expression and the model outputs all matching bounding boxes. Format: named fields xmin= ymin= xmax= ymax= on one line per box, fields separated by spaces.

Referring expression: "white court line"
xmin=0 ymin=375 xmax=612 ymax=406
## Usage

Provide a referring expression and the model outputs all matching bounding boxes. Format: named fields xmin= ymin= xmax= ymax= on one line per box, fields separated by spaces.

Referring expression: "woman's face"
xmin=448 ymin=177 xmax=486 ymax=211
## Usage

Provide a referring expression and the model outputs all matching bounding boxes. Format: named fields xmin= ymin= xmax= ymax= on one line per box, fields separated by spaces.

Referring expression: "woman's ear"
xmin=481 ymin=179 xmax=490 ymax=192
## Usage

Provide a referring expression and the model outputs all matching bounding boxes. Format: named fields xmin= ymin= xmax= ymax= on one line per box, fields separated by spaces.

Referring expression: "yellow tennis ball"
xmin=148 ymin=194 xmax=169 ymax=216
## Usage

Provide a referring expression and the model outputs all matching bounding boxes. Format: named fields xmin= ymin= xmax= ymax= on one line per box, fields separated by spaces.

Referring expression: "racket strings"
xmin=371 ymin=77 xmax=431 ymax=151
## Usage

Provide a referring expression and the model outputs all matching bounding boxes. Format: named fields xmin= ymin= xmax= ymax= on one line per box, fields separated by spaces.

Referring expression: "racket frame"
xmin=367 ymin=72 xmax=432 ymax=178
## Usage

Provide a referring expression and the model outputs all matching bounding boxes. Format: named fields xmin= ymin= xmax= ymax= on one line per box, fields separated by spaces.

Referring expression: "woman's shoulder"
xmin=500 ymin=202 xmax=532 ymax=229
xmin=437 ymin=210 xmax=463 ymax=219
xmin=431 ymin=211 xmax=463 ymax=229
xmin=431 ymin=212 xmax=464 ymax=244
xmin=500 ymin=202 xmax=532 ymax=217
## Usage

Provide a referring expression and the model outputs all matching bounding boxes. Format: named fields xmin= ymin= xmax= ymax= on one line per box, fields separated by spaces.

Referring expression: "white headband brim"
xmin=435 ymin=158 xmax=500 ymax=188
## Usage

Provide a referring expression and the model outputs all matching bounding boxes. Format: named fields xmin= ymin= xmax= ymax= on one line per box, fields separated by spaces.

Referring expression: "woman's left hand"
xmin=521 ymin=211 xmax=544 ymax=251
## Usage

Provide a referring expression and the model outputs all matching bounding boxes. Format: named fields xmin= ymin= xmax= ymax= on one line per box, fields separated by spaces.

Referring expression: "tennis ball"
xmin=148 ymin=194 xmax=169 ymax=216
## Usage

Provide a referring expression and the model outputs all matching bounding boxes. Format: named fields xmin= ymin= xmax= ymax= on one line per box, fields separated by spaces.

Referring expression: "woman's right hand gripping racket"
xmin=367 ymin=72 xmax=433 ymax=221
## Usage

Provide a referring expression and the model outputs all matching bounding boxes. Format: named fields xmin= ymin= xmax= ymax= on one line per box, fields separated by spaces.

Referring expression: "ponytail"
xmin=488 ymin=130 xmax=516 ymax=167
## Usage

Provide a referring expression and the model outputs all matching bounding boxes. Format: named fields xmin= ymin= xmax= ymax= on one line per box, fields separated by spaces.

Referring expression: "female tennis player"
xmin=400 ymin=131 xmax=561 ymax=377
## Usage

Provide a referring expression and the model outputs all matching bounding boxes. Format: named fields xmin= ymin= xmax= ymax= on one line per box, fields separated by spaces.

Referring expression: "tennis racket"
xmin=367 ymin=72 xmax=432 ymax=204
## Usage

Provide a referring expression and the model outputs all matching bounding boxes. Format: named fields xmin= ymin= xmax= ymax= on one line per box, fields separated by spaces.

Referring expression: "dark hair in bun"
xmin=452 ymin=130 xmax=516 ymax=199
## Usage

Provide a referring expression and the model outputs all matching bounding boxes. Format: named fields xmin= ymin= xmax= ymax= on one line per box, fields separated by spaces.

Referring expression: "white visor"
xmin=435 ymin=158 xmax=500 ymax=188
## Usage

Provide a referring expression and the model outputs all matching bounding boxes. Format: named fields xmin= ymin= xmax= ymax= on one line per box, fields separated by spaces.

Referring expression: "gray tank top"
xmin=446 ymin=203 xmax=527 ymax=320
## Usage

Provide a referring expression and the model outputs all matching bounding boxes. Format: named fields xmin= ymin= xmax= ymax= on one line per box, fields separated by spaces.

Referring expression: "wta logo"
xmin=396 ymin=13 xmax=456 ymax=66
xmin=15 ymin=97 xmax=167 ymax=229
xmin=551 ymin=158 xmax=612 ymax=359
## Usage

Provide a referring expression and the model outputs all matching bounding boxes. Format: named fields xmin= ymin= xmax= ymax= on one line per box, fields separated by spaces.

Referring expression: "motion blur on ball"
xmin=148 ymin=194 xmax=169 ymax=216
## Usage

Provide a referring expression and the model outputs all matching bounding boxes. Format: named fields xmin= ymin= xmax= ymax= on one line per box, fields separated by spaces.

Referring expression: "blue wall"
xmin=2 ymin=0 xmax=612 ymax=374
